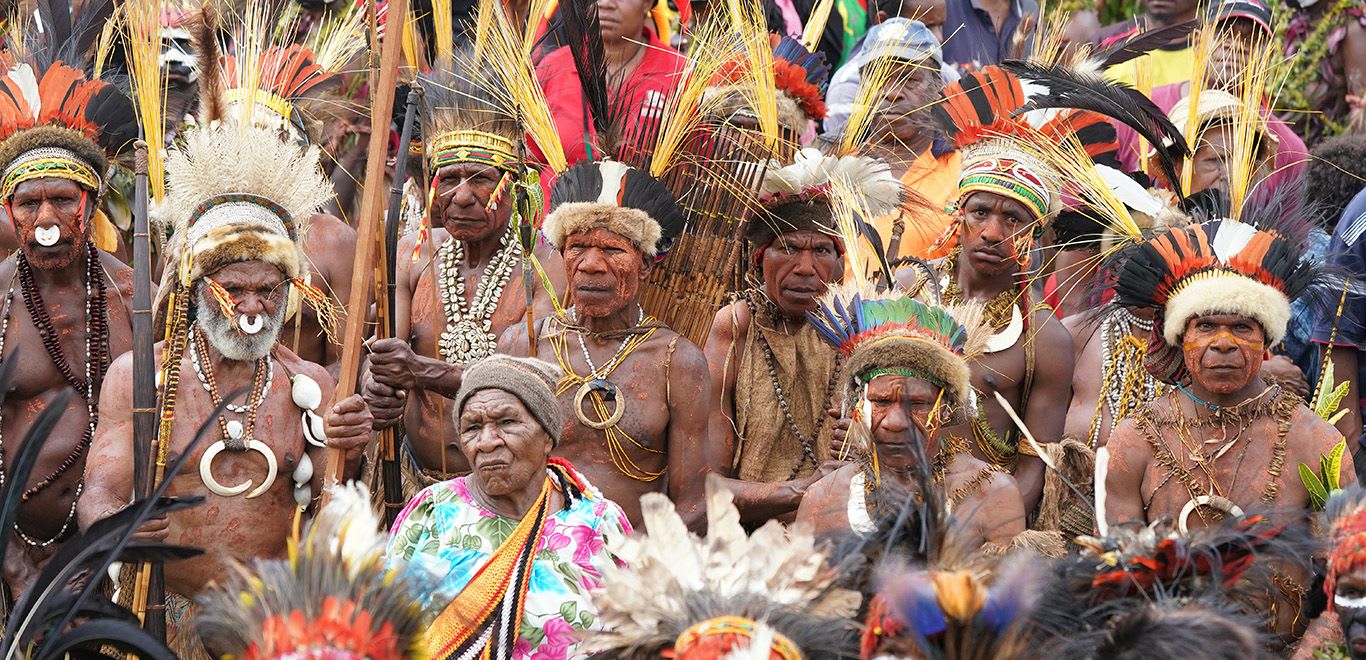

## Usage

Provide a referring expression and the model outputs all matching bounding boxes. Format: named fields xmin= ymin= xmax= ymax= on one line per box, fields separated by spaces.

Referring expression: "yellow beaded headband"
xmin=1 ymin=148 xmax=101 ymax=200
xmin=429 ymin=130 xmax=519 ymax=172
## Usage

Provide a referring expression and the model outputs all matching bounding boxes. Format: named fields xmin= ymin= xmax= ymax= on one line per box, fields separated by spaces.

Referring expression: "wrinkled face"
xmin=760 ymin=230 xmax=843 ymax=317
xmin=958 ymin=191 xmax=1038 ymax=277
xmin=875 ymin=62 xmax=941 ymax=143
xmin=563 ymin=227 xmax=650 ymax=318
xmin=197 ymin=261 xmax=289 ymax=361
xmin=1146 ymin=0 xmax=1198 ymax=23
xmin=1181 ymin=313 xmax=1266 ymax=396
xmin=458 ymin=389 xmax=552 ymax=498
xmin=597 ymin=0 xmax=652 ymax=44
xmin=1336 ymin=569 xmax=1366 ymax=659
xmin=865 ymin=373 xmax=944 ymax=484
xmin=7 ymin=178 xmax=92 ymax=271
xmin=431 ymin=163 xmax=514 ymax=243
xmin=1187 ymin=124 xmax=1275 ymax=196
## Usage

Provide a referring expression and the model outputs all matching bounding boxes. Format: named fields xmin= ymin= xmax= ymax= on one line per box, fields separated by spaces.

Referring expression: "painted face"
xmin=197 ymin=261 xmax=290 ymax=361
xmin=430 ymin=162 xmax=513 ymax=243
xmin=563 ymin=227 xmax=650 ymax=318
xmin=760 ymin=230 xmax=843 ymax=318
xmin=1336 ymin=569 xmax=1366 ymax=660
xmin=958 ymin=191 xmax=1038 ymax=277
xmin=597 ymin=0 xmax=652 ymax=44
xmin=1181 ymin=313 xmax=1266 ymax=396
xmin=875 ymin=63 xmax=941 ymax=143
xmin=458 ymin=389 xmax=552 ymax=498
xmin=7 ymin=177 xmax=92 ymax=271
xmin=1186 ymin=123 xmax=1275 ymax=197
xmin=865 ymin=373 xmax=945 ymax=484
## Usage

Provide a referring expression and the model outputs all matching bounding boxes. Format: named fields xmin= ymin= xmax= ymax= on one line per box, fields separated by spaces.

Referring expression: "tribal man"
xmin=0 ymin=36 xmax=139 ymax=597
xmin=704 ymin=149 xmax=904 ymax=524
xmin=364 ymin=61 xmax=565 ymax=486
xmin=895 ymin=66 xmax=1076 ymax=510
xmin=1103 ymin=218 xmax=1354 ymax=641
xmin=81 ymin=122 xmax=372 ymax=657
xmin=500 ymin=159 xmax=715 ymax=529
xmin=795 ymin=288 xmax=1026 ymax=549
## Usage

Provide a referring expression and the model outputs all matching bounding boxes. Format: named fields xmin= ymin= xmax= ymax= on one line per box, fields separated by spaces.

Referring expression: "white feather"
xmin=1096 ymin=164 xmax=1164 ymax=216
xmin=1210 ymin=219 xmax=1258 ymax=262
xmin=1095 ymin=446 xmax=1109 ymax=537
xmin=9 ymin=64 xmax=40 ymax=119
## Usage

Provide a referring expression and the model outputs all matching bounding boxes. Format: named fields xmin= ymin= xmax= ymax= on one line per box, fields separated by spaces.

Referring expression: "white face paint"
xmin=238 ymin=313 xmax=265 ymax=335
xmin=34 ymin=225 xmax=59 ymax=247
xmin=1337 ymin=593 xmax=1366 ymax=609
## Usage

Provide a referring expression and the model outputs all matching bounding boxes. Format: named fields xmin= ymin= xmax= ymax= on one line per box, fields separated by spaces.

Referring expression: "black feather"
xmin=857 ymin=217 xmax=895 ymax=288
xmin=558 ymin=0 xmax=614 ymax=157
xmin=1096 ymin=19 xmax=1197 ymax=68
xmin=1000 ymin=59 xmax=1190 ymax=196
xmin=37 ymin=619 xmax=177 ymax=660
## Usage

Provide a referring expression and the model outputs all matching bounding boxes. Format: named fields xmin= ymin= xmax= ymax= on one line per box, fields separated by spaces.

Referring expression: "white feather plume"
xmin=1096 ymin=163 xmax=1164 ymax=217
xmin=1210 ymin=219 xmax=1258 ymax=263
xmin=9 ymin=64 xmax=39 ymax=119
xmin=760 ymin=147 xmax=906 ymax=217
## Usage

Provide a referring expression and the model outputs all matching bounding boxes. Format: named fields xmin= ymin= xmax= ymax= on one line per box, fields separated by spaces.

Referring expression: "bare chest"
xmin=549 ymin=331 xmax=676 ymax=461
xmin=411 ymin=257 xmax=527 ymax=358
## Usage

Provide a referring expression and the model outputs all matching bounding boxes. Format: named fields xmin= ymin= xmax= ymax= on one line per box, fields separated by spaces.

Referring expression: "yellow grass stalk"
xmin=649 ymin=17 xmax=742 ymax=177
xmin=726 ymin=0 xmax=779 ymax=144
xmin=1224 ymin=35 xmax=1281 ymax=220
xmin=476 ymin=0 xmax=568 ymax=172
xmin=1179 ymin=18 xmax=1217 ymax=195
xmin=802 ymin=0 xmax=835 ymax=52
xmin=123 ymin=0 xmax=167 ymax=201
xmin=432 ymin=0 xmax=454 ymax=60
xmin=831 ymin=176 xmax=875 ymax=292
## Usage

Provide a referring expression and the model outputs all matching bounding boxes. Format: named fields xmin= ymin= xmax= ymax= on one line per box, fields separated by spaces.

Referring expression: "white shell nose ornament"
xmin=34 ymin=226 xmax=59 ymax=247
xmin=238 ymin=314 xmax=265 ymax=335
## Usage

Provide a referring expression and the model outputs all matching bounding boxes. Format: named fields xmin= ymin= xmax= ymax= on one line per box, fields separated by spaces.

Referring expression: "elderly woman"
xmin=387 ymin=355 xmax=632 ymax=660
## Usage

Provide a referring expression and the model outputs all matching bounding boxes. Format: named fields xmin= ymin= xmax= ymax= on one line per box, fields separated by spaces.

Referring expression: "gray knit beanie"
xmin=454 ymin=355 xmax=564 ymax=445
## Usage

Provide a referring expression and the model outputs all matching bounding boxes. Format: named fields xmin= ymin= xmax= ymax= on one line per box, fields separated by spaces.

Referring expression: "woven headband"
xmin=957 ymin=156 xmax=1050 ymax=221
xmin=186 ymin=193 xmax=295 ymax=247
xmin=429 ymin=130 xmax=519 ymax=173
xmin=1 ymin=147 xmax=101 ymax=200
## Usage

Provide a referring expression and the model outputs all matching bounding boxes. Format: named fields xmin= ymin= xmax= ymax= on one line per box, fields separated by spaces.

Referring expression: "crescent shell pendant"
xmin=1177 ymin=494 xmax=1244 ymax=534
xmin=574 ymin=381 xmax=625 ymax=430
xmin=199 ymin=439 xmax=279 ymax=499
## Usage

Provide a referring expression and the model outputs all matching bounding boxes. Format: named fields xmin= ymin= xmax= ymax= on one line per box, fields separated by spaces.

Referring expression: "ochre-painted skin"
xmin=280 ymin=213 xmax=355 ymax=370
xmin=1104 ymin=314 xmax=1358 ymax=645
xmin=1181 ymin=315 xmax=1266 ymax=397
xmin=80 ymin=261 xmax=333 ymax=598
xmin=796 ymin=374 xmax=1026 ymax=549
xmin=363 ymin=159 xmax=565 ymax=477
xmin=759 ymin=231 xmax=842 ymax=318
xmin=959 ymin=192 xmax=1035 ymax=277
xmin=9 ymin=178 xmax=90 ymax=271
xmin=499 ymin=230 xmax=717 ymax=531
xmin=0 ymin=177 xmax=137 ymax=596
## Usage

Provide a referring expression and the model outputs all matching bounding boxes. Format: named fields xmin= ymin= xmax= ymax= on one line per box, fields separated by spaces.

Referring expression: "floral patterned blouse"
xmin=387 ymin=467 xmax=633 ymax=659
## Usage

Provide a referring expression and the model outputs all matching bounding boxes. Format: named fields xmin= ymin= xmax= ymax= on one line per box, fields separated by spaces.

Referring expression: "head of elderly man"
xmin=453 ymin=355 xmax=564 ymax=514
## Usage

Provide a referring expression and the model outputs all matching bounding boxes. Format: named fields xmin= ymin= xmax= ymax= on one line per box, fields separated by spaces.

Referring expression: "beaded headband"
xmin=429 ymin=130 xmax=519 ymax=173
xmin=957 ymin=155 xmax=1051 ymax=222
xmin=858 ymin=365 xmax=947 ymax=390
xmin=1 ymin=147 xmax=101 ymax=200
xmin=186 ymin=193 xmax=295 ymax=247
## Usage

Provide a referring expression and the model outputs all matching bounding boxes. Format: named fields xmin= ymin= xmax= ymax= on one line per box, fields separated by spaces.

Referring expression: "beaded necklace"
xmin=188 ymin=326 xmax=271 ymax=446
xmin=549 ymin=308 xmax=663 ymax=482
xmin=0 ymin=244 xmax=109 ymax=548
xmin=744 ymin=292 xmax=842 ymax=480
xmin=1137 ymin=387 xmax=1292 ymax=526
xmin=436 ymin=223 xmax=522 ymax=364
xmin=1088 ymin=306 xmax=1163 ymax=448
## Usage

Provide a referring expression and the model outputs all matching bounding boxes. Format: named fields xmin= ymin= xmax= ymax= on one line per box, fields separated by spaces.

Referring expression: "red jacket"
xmin=535 ymin=29 xmax=686 ymax=167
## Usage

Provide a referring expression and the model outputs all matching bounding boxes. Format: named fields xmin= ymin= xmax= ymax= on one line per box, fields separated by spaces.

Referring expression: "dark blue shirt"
xmin=1310 ymin=187 xmax=1366 ymax=437
xmin=940 ymin=0 xmax=1039 ymax=69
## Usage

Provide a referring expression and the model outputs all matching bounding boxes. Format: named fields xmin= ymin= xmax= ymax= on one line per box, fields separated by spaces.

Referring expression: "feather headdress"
xmin=809 ymin=283 xmax=989 ymax=419
xmin=1324 ymin=485 xmax=1366 ymax=612
xmin=585 ymin=476 xmax=860 ymax=658
xmin=0 ymin=0 xmax=135 ymax=204
xmin=704 ymin=34 xmax=831 ymax=135
xmin=196 ymin=483 xmax=429 ymax=659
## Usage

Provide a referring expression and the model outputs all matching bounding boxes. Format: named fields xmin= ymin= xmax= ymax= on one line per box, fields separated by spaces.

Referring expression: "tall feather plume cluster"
xmin=196 ymin=483 xmax=429 ymax=659
xmin=651 ymin=14 xmax=747 ymax=175
xmin=808 ymin=282 xmax=989 ymax=361
xmin=559 ymin=0 xmax=614 ymax=156
xmin=29 ymin=0 xmax=115 ymax=71
xmin=723 ymin=0 xmax=781 ymax=147
xmin=585 ymin=478 xmax=861 ymax=657
xmin=165 ymin=123 xmax=332 ymax=240
xmin=471 ymin=0 xmax=567 ymax=173
xmin=1223 ymin=34 xmax=1282 ymax=220
xmin=760 ymin=147 xmax=906 ymax=216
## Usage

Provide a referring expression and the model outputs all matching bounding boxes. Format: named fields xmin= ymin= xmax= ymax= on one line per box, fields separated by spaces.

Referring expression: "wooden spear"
xmin=376 ymin=87 xmax=420 ymax=527
xmin=326 ymin=0 xmax=412 ymax=490
xmin=128 ymin=140 xmax=166 ymax=642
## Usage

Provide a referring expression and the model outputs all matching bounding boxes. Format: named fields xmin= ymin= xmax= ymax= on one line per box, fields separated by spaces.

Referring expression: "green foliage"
xmin=1300 ymin=439 xmax=1347 ymax=511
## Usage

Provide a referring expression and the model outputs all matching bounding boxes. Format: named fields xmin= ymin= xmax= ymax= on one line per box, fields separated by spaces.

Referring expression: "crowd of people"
xmin=0 ymin=0 xmax=1362 ymax=657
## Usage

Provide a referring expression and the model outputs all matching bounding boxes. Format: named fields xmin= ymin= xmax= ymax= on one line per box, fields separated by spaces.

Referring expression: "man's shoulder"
xmin=274 ymin=345 xmax=333 ymax=389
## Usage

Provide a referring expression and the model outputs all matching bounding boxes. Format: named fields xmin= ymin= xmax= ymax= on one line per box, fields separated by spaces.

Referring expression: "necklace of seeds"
xmin=749 ymin=299 xmax=843 ymax=480
xmin=436 ymin=224 xmax=522 ymax=364
xmin=189 ymin=331 xmax=273 ymax=415
xmin=191 ymin=327 xmax=270 ymax=448
xmin=0 ymin=245 xmax=108 ymax=547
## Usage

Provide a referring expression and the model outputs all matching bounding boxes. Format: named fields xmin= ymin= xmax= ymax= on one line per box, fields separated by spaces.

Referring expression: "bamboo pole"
xmin=326 ymin=0 xmax=411 ymax=488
